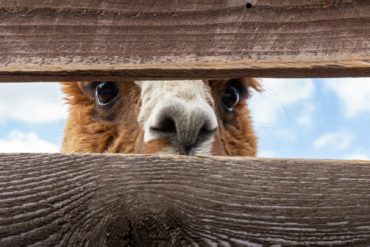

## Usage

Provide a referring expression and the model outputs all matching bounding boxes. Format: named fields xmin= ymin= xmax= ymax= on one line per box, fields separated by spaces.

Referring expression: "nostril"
xmin=178 ymin=125 xmax=216 ymax=155
xmin=150 ymin=117 xmax=176 ymax=133
xmin=199 ymin=127 xmax=213 ymax=137
xmin=197 ymin=124 xmax=217 ymax=142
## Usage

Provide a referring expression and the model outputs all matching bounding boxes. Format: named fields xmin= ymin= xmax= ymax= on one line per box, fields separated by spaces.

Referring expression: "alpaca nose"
xmin=148 ymin=102 xmax=218 ymax=155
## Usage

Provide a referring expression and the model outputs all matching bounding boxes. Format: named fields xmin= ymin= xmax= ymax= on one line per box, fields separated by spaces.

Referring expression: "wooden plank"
xmin=1 ymin=154 xmax=370 ymax=246
xmin=0 ymin=0 xmax=369 ymax=81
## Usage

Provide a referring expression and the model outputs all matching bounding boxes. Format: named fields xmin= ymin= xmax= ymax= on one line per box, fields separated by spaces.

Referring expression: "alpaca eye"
xmin=222 ymin=86 xmax=240 ymax=111
xmin=95 ymin=82 xmax=119 ymax=106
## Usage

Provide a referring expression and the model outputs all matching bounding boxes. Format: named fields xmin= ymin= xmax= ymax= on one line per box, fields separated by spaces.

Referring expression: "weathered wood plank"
xmin=0 ymin=0 xmax=369 ymax=81
xmin=1 ymin=154 xmax=370 ymax=246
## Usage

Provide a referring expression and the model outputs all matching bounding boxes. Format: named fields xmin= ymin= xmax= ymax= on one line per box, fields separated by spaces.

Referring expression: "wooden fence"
xmin=1 ymin=1 xmax=370 ymax=246
xmin=1 ymin=0 xmax=370 ymax=81
xmin=2 ymin=154 xmax=370 ymax=246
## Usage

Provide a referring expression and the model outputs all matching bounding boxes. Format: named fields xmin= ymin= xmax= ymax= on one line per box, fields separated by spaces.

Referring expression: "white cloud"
xmin=297 ymin=102 xmax=315 ymax=127
xmin=314 ymin=131 xmax=354 ymax=151
xmin=0 ymin=130 xmax=59 ymax=153
xmin=297 ymin=115 xmax=312 ymax=127
xmin=250 ymin=78 xmax=315 ymax=125
xmin=344 ymin=152 xmax=369 ymax=160
xmin=258 ymin=149 xmax=279 ymax=158
xmin=324 ymin=78 xmax=370 ymax=118
xmin=0 ymin=83 xmax=67 ymax=124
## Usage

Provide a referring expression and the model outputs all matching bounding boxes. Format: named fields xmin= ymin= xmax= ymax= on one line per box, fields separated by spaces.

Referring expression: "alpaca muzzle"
xmin=148 ymin=102 xmax=217 ymax=155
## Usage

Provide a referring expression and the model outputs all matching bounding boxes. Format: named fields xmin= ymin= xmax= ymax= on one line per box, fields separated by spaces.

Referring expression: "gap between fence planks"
xmin=0 ymin=0 xmax=370 ymax=81
xmin=1 ymin=153 xmax=370 ymax=246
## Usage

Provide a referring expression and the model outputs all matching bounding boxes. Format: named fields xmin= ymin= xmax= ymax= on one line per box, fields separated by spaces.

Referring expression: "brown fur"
xmin=209 ymin=78 xmax=260 ymax=156
xmin=61 ymin=79 xmax=260 ymax=156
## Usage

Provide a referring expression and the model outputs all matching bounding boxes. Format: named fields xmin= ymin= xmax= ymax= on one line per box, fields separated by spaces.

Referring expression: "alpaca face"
xmin=61 ymin=79 xmax=259 ymax=156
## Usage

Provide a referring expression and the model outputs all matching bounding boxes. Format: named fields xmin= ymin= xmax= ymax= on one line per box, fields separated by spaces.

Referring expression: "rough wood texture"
xmin=1 ymin=154 xmax=370 ymax=246
xmin=0 ymin=0 xmax=369 ymax=81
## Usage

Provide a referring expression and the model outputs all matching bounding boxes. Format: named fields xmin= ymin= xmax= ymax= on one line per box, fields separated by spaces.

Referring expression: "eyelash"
xmin=226 ymin=80 xmax=249 ymax=98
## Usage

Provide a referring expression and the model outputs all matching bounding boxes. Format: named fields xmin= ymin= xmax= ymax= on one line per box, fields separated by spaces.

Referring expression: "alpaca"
xmin=61 ymin=79 xmax=260 ymax=156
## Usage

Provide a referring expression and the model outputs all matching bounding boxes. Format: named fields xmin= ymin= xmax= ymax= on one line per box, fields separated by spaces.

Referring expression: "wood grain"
xmin=0 ymin=0 xmax=369 ymax=81
xmin=1 ymin=154 xmax=370 ymax=246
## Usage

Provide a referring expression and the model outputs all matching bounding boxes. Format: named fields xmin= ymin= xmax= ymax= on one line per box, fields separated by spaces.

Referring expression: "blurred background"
xmin=1 ymin=78 xmax=369 ymax=160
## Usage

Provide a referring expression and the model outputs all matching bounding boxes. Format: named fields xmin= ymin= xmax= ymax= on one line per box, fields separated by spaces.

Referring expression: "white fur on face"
xmin=136 ymin=80 xmax=218 ymax=155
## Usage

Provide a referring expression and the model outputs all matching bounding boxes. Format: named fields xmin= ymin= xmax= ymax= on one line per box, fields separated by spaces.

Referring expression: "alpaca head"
xmin=61 ymin=79 xmax=260 ymax=156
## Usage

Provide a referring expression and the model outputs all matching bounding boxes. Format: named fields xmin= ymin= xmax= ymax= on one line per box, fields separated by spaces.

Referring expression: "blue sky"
xmin=0 ymin=79 xmax=369 ymax=160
